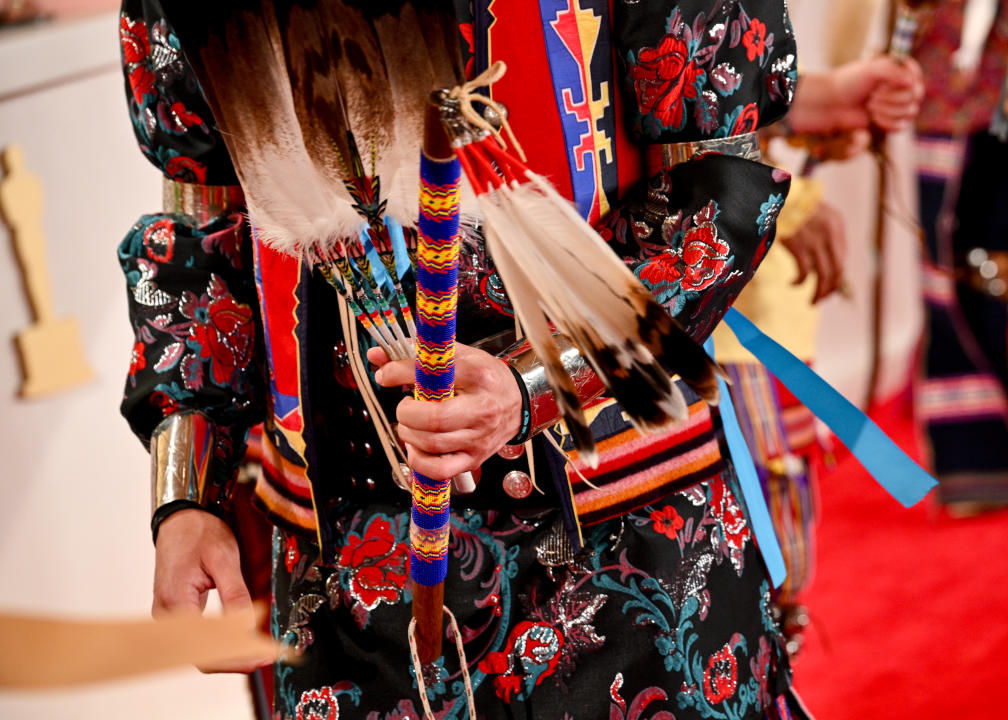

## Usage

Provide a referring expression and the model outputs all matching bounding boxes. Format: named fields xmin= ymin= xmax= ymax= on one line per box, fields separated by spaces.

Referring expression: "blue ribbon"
xmin=705 ymin=337 xmax=787 ymax=588
xmin=384 ymin=216 xmax=413 ymax=282
xmin=722 ymin=307 xmax=937 ymax=508
xmin=359 ymin=227 xmax=395 ymax=297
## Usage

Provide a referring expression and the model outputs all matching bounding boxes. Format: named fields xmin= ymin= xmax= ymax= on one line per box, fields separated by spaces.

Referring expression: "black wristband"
xmin=505 ymin=362 xmax=532 ymax=445
xmin=151 ymin=500 xmax=226 ymax=545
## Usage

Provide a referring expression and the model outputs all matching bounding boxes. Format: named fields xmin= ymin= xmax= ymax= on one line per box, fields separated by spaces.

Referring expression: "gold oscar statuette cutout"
xmin=1 ymin=143 xmax=94 ymax=398
xmin=0 ymin=605 xmax=282 ymax=689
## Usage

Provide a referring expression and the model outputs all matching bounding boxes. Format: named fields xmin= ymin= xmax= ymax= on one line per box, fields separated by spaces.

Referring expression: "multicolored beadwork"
xmin=410 ymin=152 xmax=462 ymax=587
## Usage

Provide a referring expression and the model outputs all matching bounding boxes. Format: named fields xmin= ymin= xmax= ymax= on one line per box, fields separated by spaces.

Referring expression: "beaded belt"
xmin=162 ymin=177 xmax=245 ymax=224
xmin=645 ymin=131 xmax=761 ymax=174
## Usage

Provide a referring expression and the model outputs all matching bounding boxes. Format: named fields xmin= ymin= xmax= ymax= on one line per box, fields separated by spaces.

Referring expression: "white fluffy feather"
xmin=478 ymin=190 xmax=599 ymax=467
xmin=468 ymin=161 xmax=721 ymax=448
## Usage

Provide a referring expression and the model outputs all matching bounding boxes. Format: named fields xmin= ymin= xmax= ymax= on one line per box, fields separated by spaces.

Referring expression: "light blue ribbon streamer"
xmin=704 ymin=337 xmax=788 ymax=588
xmin=722 ymin=307 xmax=937 ymax=508
xmin=384 ymin=216 xmax=413 ymax=281
xmin=359 ymin=227 xmax=395 ymax=297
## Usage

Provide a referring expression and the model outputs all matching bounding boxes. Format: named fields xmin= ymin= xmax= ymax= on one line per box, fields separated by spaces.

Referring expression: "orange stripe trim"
xmin=573 ymin=437 xmax=722 ymax=514
xmin=568 ymin=403 xmax=713 ymax=483
xmin=253 ymin=476 xmax=317 ymax=530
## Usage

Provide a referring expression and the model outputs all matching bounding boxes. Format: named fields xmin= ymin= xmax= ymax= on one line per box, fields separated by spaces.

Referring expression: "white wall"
xmin=0 ymin=12 xmax=254 ymax=719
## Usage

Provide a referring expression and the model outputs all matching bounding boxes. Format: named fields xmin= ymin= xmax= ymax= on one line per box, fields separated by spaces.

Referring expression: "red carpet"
xmin=791 ymin=390 xmax=1008 ymax=718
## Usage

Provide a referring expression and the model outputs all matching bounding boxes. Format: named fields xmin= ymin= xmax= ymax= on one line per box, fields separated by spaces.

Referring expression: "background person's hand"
xmin=788 ymin=54 xmax=924 ymax=134
xmin=779 ymin=200 xmax=848 ymax=303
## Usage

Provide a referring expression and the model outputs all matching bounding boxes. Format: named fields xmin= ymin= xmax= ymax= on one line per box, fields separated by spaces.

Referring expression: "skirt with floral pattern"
xmin=270 ymin=472 xmax=807 ymax=720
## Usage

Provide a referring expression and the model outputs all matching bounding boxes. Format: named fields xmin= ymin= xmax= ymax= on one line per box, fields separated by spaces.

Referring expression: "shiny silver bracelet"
xmin=150 ymin=410 xmax=217 ymax=516
xmin=498 ymin=334 xmax=606 ymax=441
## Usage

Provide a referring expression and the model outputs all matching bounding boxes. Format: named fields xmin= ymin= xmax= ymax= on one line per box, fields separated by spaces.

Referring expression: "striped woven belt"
xmin=645 ymin=131 xmax=761 ymax=174
xmin=554 ymin=393 xmax=725 ymax=528
xmin=162 ymin=177 xmax=245 ymax=224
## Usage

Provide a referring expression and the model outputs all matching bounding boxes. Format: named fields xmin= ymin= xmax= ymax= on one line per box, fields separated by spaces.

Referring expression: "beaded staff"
xmin=408 ymin=99 xmax=463 ymax=665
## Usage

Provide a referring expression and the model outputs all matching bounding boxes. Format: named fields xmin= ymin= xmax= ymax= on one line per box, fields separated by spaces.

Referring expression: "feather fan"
xmin=162 ymin=0 xmax=463 ymax=256
xmin=446 ymin=92 xmax=724 ymax=467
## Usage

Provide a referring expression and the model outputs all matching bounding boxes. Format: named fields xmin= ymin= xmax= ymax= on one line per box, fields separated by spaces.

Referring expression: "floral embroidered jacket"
xmin=118 ymin=0 xmax=796 ymax=562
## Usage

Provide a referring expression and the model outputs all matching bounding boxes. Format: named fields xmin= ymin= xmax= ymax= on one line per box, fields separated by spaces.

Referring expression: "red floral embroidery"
xmin=479 ymin=621 xmax=564 ymax=702
xmin=650 ymin=505 xmax=685 ymax=540
xmin=120 ymin=15 xmax=154 ymax=104
xmin=609 ymin=673 xmax=674 ymax=720
xmin=149 ymin=390 xmax=178 ymax=416
xmin=681 ymin=222 xmax=731 ymax=291
xmin=165 ymin=155 xmax=208 ymax=184
xmin=296 ymin=686 xmax=337 ymax=720
xmin=731 ymin=102 xmax=760 ymax=135
xmin=119 ymin=15 xmax=148 ymax=65
xmin=710 ymin=480 xmax=751 ymax=554
xmin=638 ymin=250 xmax=685 ymax=287
xmin=129 ymin=341 xmax=147 ymax=376
xmin=171 ymin=101 xmax=205 ymax=128
xmin=742 ymin=18 xmax=767 ymax=62
xmin=285 ymin=535 xmax=301 ymax=574
xmin=702 ymin=644 xmax=738 ymax=704
xmin=749 ymin=635 xmax=772 ymax=708
xmin=629 ymin=34 xmax=702 ymax=129
xmin=143 ymin=218 xmax=174 ymax=263
xmin=180 ymin=275 xmax=255 ymax=390
xmin=338 ymin=516 xmax=408 ymax=611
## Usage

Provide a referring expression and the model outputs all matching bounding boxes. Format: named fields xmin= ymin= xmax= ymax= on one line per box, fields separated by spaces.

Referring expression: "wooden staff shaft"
xmin=413 ymin=583 xmax=445 ymax=664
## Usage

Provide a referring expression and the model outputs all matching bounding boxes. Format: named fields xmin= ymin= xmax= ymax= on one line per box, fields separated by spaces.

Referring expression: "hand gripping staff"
xmin=865 ymin=0 xmax=930 ymax=403
xmin=435 ymin=62 xmax=724 ymax=470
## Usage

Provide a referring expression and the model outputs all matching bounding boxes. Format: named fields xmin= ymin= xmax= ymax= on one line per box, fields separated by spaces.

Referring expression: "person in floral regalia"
xmin=911 ymin=0 xmax=1008 ymax=515
xmin=118 ymin=1 xmax=915 ymax=718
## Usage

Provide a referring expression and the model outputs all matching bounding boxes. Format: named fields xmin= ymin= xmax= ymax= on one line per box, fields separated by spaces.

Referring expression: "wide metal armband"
xmin=150 ymin=410 xmax=216 ymax=515
xmin=645 ymin=131 xmax=762 ymax=174
xmin=162 ymin=178 xmax=245 ymax=225
xmin=499 ymin=335 xmax=606 ymax=439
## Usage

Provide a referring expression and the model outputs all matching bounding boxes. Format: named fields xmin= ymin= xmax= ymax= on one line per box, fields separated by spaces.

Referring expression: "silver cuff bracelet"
xmin=499 ymin=335 xmax=606 ymax=439
xmin=150 ymin=410 xmax=216 ymax=515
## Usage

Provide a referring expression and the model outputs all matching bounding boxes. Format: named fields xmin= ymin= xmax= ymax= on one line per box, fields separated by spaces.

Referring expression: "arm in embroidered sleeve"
xmin=118 ymin=211 xmax=266 ymax=530
xmin=118 ymin=1 xmax=265 ymax=532
xmin=597 ymin=0 xmax=797 ymax=342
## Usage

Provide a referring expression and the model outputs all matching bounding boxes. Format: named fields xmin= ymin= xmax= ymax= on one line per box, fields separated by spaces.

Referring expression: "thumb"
xmin=204 ymin=548 xmax=253 ymax=613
